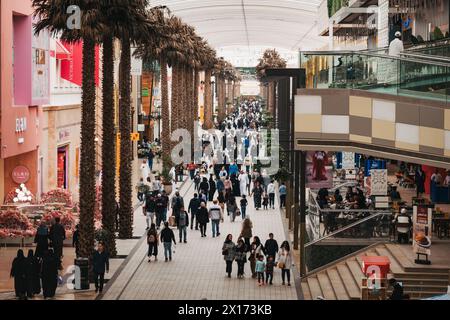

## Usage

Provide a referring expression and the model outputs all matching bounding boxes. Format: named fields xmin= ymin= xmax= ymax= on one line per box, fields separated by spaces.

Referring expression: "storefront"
xmin=40 ymin=105 xmax=81 ymax=201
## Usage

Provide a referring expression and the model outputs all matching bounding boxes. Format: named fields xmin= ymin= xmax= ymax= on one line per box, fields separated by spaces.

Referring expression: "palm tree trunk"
xmin=203 ymin=69 xmax=213 ymax=129
xmin=79 ymin=38 xmax=96 ymax=258
xmin=192 ymin=69 xmax=199 ymax=156
xmin=160 ymin=57 xmax=170 ymax=166
xmin=119 ymin=37 xmax=133 ymax=239
xmin=101 ymin=35 xmax=117 ymax=256
xmin=218 ymin=77 xmax=226 ymax=122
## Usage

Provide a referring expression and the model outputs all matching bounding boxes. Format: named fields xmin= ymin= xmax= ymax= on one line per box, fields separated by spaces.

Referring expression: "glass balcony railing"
xmin=305 ymin=210 xmax=393 ymax=273
xmin=300 ymin=50 xmax=450 ymax=106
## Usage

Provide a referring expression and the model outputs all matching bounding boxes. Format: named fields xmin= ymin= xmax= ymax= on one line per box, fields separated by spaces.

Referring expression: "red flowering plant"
xmin=0 ymin=210 xmax=36 ymax=238
xmin=41 ymin=189 xmax=73 ymax=207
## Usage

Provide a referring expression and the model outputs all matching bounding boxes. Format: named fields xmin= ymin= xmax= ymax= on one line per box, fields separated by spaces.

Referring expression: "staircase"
xmin=301 ymin=243 xmax=450 ymax=300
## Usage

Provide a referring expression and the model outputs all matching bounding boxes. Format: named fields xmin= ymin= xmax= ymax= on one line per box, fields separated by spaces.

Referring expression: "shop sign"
xmin=142 ymin=88 xmax=149 ymax=97
xmin=12 ymin=166 xmax=31 ymax=184
xmin=15 ymin=118 xmax=27 ymax=133
xmin=58 ymin=129 xmax=70 ymax=142
xmin=412 ymin=205 xmax=432 ymax=258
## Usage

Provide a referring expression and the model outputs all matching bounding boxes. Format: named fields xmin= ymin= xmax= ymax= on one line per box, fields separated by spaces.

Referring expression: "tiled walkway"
xmin=102 ymin=179 xmax=299 ymax=300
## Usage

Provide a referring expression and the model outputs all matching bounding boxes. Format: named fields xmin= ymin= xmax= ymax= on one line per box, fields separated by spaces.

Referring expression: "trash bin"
xmin=361 ymin=256 xmax=390 ymax=279
xmin=74 ymin=258 xmax=90 ymax=290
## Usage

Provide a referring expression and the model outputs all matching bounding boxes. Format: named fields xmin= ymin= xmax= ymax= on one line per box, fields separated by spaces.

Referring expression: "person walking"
xmin=187 ymin=162 xmax=197 ymax=180
xmin=93 ymin=241 xmax=109 ymax=294
xmin=194 ymin=172 xmax=201 ymax=192
xmin=234 ymin=239 xmax=247 ymax=279
xmin=222 ymin=234 xmax=235 ymax=278
xmin=216 ymin=176 xmax=225 ymax=197
xmin=226 ymin=195 xmax=238 ymax=222
xmin=264 ymin=233 xmax=279 ymax=260
xmin=197 ymin=202 xmax=210 ymax=237
xmin=240 ymin=217 xmax=253 ymax=251
xmin=136 ymin=178 xmax=149 ymax=202
xmin=249 ymin=236 xmax=264 ymax=278
xmin=147 ymin=223 xmax=159 ymax=262
xmin=147 ymin=149 xmax=155 ymax=171
xmin=26 ymin=249 xmax=41 ymax=298
xmin=155 ymin=193 xmax=165 ymax=230
xmin=188 ymin=193 xmax=201 ymax=230
xmin=255 ymin=255 xmax=266 ymax=286
xmin=277 ymin=241 xmax=294 ymax=286
xmin=171 ymin=191 xmax=184 ymax=219
xmin=200 ymin=177 xmax=209 ymax=196
xmin=251 ymin=181 xmax=263 ymax=210
xmin=145 ymin=191 xmax=156 ymax=230
xmin=265 ymin=256 xmax=275 ymax=285
xmin=176 ymin=206 xmax=189 ymax=243
xmin=267 ymin=180 xmax=276 ymax=209
xmin=239 ymin=171 xmax=249 ymax=196
xmin=279 ymin=182 xmax=287 ymax=209
xmin=34 ymin=222 xmax=49 ymax=259
xmin=224 ymin=177 xmax=232 ymax=195
xmin=161 ymin=191 xmax=170 ymax=222
xmin=160 ymin=222 xmax=176 ymax=262
xmin=10 ymin=249 xmax=27 ymax=300
xmin=49 ymin=217 xmax=66 ymax=270
xmin=209 ymin=200 xmax=223 ymax=238
xmin=140 ymin=160 xmax=150 ymax=181
xmin=208 ymin=175 xmax=216 ymax=201
xmin=41 ymin=249 xmax=58 ymax=299
xmin=240 ymin=195 xmax=248 ymax=220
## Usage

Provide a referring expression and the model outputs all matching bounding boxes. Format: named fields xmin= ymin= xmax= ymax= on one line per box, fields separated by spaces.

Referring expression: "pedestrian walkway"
xmin=101 ymin=179 xmax=299 ymax=300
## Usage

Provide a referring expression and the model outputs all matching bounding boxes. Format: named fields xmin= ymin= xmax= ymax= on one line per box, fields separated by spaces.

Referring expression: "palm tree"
xmin=114 ymin=0 xmax=163 ymax=239
xmin=256 ymin=49 xmax=287 ymax=115
xmin=33 ymin=0 xmax=103 ymax=258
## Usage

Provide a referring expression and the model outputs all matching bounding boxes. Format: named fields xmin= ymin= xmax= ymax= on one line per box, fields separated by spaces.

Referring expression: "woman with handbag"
xmin=249 ymin=236 xmax=264 ymax=278
xmin=222 ymin=234 xmax=236 ymax=278
xmin=277 ymin=241 xmax=294 ymax=286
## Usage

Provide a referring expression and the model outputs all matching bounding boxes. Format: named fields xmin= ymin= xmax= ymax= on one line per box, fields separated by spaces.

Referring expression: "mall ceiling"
xmin=149 ymin=0 xmax=329 ymax=51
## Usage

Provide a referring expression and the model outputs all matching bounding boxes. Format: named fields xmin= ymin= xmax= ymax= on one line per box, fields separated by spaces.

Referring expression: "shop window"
xmin=57 ymin=146 xmax=69 ymax=189
xmin=13 ymin=14 xmax=31 ymax=106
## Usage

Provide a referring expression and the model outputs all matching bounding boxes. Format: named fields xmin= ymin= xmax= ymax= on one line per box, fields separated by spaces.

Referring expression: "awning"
xmin=55 ymin=40 xmax=71 ymax=60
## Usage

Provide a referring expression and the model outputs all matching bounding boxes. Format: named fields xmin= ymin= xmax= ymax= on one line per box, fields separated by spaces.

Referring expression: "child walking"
xmin=262 ymin=193 xmax=269 ymax=210
xmin=255 ymin=255 xmax=266 ymax=286
xmin=265 ymin=256 xmax=275 ymax=285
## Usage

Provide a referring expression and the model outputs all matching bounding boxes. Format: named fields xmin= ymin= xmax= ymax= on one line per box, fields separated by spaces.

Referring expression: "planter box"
xmin=0 ymin=237 xmax=34 ymax=247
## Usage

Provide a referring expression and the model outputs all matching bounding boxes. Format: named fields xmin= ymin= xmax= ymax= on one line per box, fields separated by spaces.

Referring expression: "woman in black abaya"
xmin=10 ymin=249 xmax=27 ymax=299
xmin=26 ymin=249 xmax=41 ymax=297
xmin=41 ymin=249 xmax=58 ymax=299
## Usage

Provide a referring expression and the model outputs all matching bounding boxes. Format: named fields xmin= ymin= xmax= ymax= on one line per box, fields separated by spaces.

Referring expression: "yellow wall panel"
xmin=349 ymin=96 xmax=372 ymax=118
xmin=295 ymin=114 xmax=322 ymax=133
xmin=420 ymin=127 xmax=444 ymax=149
xmin=372 ymin=119 xmax=395 ymax=140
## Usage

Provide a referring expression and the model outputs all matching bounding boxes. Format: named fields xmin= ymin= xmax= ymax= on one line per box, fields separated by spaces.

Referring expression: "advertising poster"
xmin=412 ymin=205 xmax=432 ymax=257
xmin=342 ymin=152 xmax=356 ymax=170
xmin=369 ymin=169 xmax=388 ymax=196
xmin=306 ymin=151 xmax=333 ymax=189
xmin=31 ymin=19 xmax=50 ymax=103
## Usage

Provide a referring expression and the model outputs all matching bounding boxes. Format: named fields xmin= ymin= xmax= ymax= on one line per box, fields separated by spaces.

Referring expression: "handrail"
xmin=301 ymin=50 xmax=450 ymax=68
xmin=400 ymin=52 xmax=450 ymax=63
xmin=305 ymin=211 xmax=392 ymax=247
xmin=302 ymin=242 xmax=383 ymax=278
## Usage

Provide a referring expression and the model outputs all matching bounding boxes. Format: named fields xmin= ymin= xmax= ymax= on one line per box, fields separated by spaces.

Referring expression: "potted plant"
xmin=161 ymin=167 xmax=173 ymax=194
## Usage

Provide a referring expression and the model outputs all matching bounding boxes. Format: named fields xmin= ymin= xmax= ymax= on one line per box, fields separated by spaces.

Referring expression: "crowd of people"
xmin=222 ymin=231 xmax=294 ymax=286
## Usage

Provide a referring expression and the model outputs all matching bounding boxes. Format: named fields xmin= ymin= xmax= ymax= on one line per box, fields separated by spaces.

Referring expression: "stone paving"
xmin=101 ymin=179 xmax=299 ymax=300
